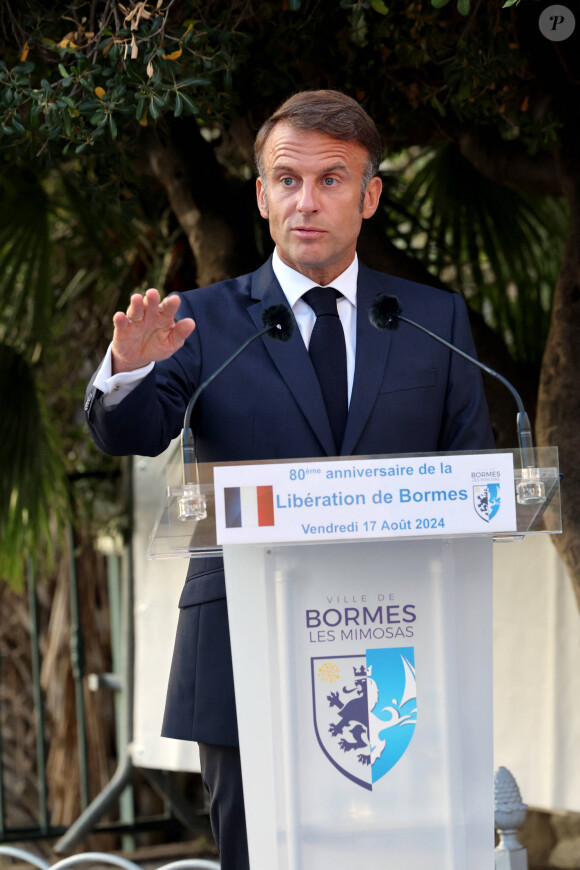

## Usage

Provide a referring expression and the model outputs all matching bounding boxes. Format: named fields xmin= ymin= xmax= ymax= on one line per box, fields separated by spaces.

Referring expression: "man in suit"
xmin=86 ymin=90 xmax=494 ymax=869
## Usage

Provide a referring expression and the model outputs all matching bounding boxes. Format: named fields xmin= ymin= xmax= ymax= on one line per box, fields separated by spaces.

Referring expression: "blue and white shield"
xmin=473 ymin=483 xmax=501 ymax=522
xmin=311 ymin=648 xmax=417 ymax=790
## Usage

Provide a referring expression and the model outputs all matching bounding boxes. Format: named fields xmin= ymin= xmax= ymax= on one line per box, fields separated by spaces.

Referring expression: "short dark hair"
xmin=254 ymin=90 xmax=382 ymax=189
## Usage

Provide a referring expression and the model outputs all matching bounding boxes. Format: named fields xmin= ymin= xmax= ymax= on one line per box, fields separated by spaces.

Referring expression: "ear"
xmin=362 ymin=176 xmax=382 ymax=220
xmin=256 ymin=177 xmax=269 ymax=219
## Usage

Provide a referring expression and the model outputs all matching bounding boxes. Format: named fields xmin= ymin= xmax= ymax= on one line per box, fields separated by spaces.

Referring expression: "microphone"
xmin=178 ymin=304 xmax=294 ymax=521
xmin=369 ymin=294 xmax=545 ymax=505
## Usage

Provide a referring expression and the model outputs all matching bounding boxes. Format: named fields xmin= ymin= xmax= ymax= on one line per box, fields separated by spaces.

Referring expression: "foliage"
xmin=382 ymin=145 xmax=567 ymax=370
xmin=431 ymin=0 xmax=472 ymax=15
xmin=0 ymin=0 xmax=570 ymax=585
xmin=0 ymin=0 xmax=251 ymax=159
xmin=0 ymin=155 xmax=173 ymax=585
xmin=0 ymin=1 xmax=563 ymax=163
xmin=0 ymin=344 xmax=68 ymax=582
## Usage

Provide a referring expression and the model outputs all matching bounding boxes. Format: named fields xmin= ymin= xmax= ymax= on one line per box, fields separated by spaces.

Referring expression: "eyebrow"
xmin=271 ymin=162 xmax=350 ymax=176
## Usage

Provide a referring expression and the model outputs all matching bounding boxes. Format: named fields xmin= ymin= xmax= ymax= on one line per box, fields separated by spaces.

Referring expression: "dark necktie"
xmin=302 ymin=286 xmax=348 ymax=451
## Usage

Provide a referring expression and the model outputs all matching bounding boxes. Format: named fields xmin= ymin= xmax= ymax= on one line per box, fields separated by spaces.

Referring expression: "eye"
xmin=281 ymin=176 xmax=295 ymax=186
xmin=323 ymin=177 xmax=338 ymax=186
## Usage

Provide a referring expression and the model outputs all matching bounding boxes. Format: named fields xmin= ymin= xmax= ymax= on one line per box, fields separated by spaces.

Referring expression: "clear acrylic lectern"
xmin=147 ymin=447 xmax=561 ymax=870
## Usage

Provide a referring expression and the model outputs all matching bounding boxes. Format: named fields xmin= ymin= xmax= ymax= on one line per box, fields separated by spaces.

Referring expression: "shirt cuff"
xmin=94 ymin=344 xmax=155 ymax=407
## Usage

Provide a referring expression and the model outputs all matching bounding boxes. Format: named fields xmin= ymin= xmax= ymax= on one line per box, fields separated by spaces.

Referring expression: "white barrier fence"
xmin=0 ymin=849 xmax=219 ymax=870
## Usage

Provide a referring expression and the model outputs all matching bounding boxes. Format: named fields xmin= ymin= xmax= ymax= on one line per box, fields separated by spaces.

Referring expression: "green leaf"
xmin=176 ymin=76 xmax=210 ymax=88
xmin=149 ymin=97 xmax=161 ymax=119
xmin=370 ymin=0 xmax=389 ymax=14
xmin=431 ymin=96 xmax=446 ymax=117
xmin=431 ymin=0 xmax=451 ymax=7
xmin=109 ymin=113 xmax=117 ymax=139
xmin=457 ymin=0 xmax=470 ymax=14
xmin=15 ymin=61 xmax=34 ymax=75
xmin=58 ymin=63 xmax=68 ymax=78
xmin=179 ymin=92 xmax=200 ymax=114
xmin=174 ymin=92 xmax=183 ymax=117
xmin=28 ymin=108 xmax=40 ymax=131
xmin=457 ymin=77 xmax=472 ymax=101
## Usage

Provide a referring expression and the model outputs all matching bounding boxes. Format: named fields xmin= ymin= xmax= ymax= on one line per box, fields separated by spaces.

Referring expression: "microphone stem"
xmin=181 ymin=426 xmax=198 ymax=486
xmin=397 ymin=314 xmax=535 ymax=468
xmin=181 ymin=323 xmax=272 ymax=485
xmin=183 ymin=324 xmax=272 ymax=433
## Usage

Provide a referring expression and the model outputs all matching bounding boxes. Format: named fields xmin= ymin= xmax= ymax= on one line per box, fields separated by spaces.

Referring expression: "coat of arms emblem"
xmin=311 ymin=648 xmax=417 ymax=790
xmin=473 ymin=482 xmax=501 ymax=522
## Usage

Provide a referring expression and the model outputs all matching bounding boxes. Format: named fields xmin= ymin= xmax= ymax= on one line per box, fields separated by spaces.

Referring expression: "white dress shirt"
xmin=271 ymin=250 xmax=357 ymax=404
xmin=94 ymin=249 xmax=358 ymax=406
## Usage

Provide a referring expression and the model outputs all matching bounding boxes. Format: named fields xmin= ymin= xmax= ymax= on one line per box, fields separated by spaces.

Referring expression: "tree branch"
xmin=459 ymin=130 xmax=562 ymax=197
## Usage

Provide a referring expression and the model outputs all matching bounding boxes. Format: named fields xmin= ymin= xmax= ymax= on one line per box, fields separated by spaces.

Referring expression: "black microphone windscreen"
xmin=262 ymin=304 xmax=294 ymax=341
xmin=369 ymin=294 xmax=402 ymax=330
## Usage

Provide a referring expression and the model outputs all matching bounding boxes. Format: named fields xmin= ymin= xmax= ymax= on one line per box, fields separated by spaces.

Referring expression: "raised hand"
xmin=111 ymin=288 xmax=195 ymax=374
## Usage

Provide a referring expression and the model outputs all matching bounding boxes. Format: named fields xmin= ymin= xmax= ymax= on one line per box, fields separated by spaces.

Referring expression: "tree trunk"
xmin=536 ymin=180 xmax=580 ymax=606
xmin=145 ymin=119 xmax=259 ymax=288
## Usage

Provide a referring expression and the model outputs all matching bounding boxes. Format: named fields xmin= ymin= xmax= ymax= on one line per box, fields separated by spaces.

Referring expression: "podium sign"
xmin=214 ymin=451 xmax=517 ymax=545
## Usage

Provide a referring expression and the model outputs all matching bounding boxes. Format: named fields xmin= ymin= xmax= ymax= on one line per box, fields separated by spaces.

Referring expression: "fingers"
xmin=173 ymin=317 xmax=196 ymax=345
xmin=117 ymin=289 xmax=183 ymax=325
xmin=157 ymin=293 xmax=182 ymax=320
xmin=111 ymin=289 xmax=195 ymax=372
xmin=112 ymin=310 xmax=131 ymax=332
xmin=112 ymin=290 xmax=194 ymax=347
xmin=126 ymin=288 xmax=157 ymax=323
xmin=142 ymin=288 xmax=182 ymax=320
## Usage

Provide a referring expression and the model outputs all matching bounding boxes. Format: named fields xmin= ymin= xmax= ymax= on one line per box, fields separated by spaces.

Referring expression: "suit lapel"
xmin=341 ymin=264 xmax=393 ymax=456
xmin=248 ymin=261 xmax=336 ymax=456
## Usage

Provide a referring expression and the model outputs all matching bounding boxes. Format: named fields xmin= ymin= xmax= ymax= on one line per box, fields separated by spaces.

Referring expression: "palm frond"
xmin=0 ymin=344 xmax=69 ymax=588
xmin=0 ymin=167 xmax=52 ymax=351
xmin=384 ymin=144 xmax=568 ymax=368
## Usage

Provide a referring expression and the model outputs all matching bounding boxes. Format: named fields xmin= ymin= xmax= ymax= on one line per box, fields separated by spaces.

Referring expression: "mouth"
xmin=292 ymin=226 xmax=327 ymax=238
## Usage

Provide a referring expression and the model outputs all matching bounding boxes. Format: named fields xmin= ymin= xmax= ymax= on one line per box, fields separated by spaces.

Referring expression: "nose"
xmin=297 ymin=180 xmax=318 ymax=214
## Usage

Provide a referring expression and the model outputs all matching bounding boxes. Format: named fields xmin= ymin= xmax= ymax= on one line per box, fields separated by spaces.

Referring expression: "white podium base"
xmin=224 ymin=537 xmax=493 ymax=870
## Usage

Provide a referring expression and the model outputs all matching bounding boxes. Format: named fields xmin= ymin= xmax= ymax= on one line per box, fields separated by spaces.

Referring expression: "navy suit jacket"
xmin=86 ymin=259 xmax=494 ymax=745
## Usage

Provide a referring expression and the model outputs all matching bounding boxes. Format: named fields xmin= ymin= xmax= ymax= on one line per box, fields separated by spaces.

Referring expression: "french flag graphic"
xmin=224 ymin=485 xmax=275 ymax=528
